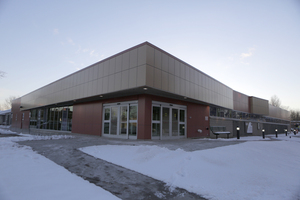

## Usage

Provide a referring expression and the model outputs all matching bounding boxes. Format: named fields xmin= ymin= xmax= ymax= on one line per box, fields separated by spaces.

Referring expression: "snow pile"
xmin=0 ymin=133 xmax=119 ymax=200
xmin=0 ymin=125 xmax=10 ymax=129
xmin=0 ymin=128 xmax=16 ymax=135
xmin=19 ymin=133 xmax=74 ymax=140
xmin=80 ymin=137 xmax=300 ymax=200
xmin=0 ymin=128 xmax=74 ymax=140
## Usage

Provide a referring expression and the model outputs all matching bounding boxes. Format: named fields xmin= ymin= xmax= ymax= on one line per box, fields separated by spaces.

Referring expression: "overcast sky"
xmin=0 ymin=0 xmax=299 ymax=110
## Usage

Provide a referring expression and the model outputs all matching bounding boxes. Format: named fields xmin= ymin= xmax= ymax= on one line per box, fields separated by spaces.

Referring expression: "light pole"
xmin=237 ymin=126 xmax=240 ymax=139
xmin=262 ymin=129 xmax=265 ymax=139
xmin=275 ymin=129 xmax=278 ymax=138
xmin=285 ymin=129 xmax=287 ymax=136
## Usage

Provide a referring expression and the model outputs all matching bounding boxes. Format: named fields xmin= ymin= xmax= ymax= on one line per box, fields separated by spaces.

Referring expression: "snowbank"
xmin=0 ymin=130 xmax=120 ymax=200
xmin=80 ymin=136 xmax=300 ymax=200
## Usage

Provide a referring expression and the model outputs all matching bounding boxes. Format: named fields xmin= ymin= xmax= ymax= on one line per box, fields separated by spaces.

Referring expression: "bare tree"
xmin=291 ymin=109 xmax=300 ymax=121
xmin=2 ymin=96 xmax=18 ymax=110
xmin=0 ymin=70 xmax=6 ymax=78
xmin=270 ymin=95 xmax=281 ymax=107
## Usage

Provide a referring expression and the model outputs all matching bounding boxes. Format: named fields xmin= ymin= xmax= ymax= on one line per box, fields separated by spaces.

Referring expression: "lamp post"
xmin=236 ymin=126 xmax=240 ymax=139
xmin=275 ymin=129 xmax=278 ymax=138
xmin=285 ymin=129 xmax=287 ymax=136
xmin=262 ymin=129 xmax=265 ymax=139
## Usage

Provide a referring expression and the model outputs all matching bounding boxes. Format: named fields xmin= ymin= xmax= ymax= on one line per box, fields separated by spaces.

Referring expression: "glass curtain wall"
xmin=210 ymin=106 xmax=289 ymax=124
xmin=30 ymin=106 xmax=73 ymax=131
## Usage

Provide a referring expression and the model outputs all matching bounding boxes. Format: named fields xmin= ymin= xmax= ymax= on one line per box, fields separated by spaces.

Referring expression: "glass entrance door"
xmin=110 ymin=106 xmax=118 ymax=135
xmin=102 ymin=102 xmax=138 ymax=139
xmin=162 ymin=107 xmax=170 ymax=137
xmin=172 ymin=108 xmax=178 ymax=136
xmin=152 ymin=102 xmax=186 ymax=139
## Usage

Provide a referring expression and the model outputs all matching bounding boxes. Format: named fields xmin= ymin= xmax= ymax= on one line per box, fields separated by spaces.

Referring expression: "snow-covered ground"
xmin=81 ymin=134 xmax=300 ymax=200
xmin=0 ymin=130 xmax=120 ymax=200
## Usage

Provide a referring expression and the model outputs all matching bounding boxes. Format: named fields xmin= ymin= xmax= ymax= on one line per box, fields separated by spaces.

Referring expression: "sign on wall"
xmin=245 ymin=122 xmax=253 ymax=133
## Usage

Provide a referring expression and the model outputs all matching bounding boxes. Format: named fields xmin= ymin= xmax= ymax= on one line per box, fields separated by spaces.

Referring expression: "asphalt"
xmin=15 ymin=133 xmax=246 ymax=200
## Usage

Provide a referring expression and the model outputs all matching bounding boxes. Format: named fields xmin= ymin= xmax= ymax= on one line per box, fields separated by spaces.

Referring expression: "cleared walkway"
xmin=17 ymin=133 xmax=245 ymax=200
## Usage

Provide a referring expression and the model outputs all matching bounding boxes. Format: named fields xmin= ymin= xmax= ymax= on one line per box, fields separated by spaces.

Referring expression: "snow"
xmin=198 ymin=135 xmax=271 ymax=141
xmin=80 ymin=134 xmax=300 ymax=200
xmin=0 ymin=130 xmax=120 ymax=200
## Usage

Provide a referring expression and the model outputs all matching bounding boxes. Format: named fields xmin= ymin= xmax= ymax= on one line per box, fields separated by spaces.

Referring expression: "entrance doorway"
xmin=103 ymin=101 xmax=138 ymax=139
xmin=152 ymin=101 xmax=186 ymax=139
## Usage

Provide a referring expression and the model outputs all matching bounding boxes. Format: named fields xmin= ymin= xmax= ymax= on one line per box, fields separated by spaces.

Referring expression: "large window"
xmin=210 ymin=106 xmax=289 ymax=124
xmin=30 ymin=106 xmax=73 ymax=131
xmin=103 ymin=102 xmax=138 ymax=139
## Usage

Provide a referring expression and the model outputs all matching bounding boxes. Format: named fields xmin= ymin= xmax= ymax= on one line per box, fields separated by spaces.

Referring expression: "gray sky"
xmin=0 ymin=0 xmax=299 ymax=110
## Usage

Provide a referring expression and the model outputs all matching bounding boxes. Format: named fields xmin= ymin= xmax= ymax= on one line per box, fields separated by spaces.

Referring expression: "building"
xmin=0 ymin=109 xmax=12 ymax=126
xmin=11 ymin=42 xmax=290 ymax=139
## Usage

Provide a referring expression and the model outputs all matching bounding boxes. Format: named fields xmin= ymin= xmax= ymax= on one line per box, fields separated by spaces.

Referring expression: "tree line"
xmin=270 ymin=95 xmax=300 ymax=121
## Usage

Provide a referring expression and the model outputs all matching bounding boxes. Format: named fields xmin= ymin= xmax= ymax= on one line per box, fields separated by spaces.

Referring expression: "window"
xmin=30 ymin=106 xmax=73 ymax=131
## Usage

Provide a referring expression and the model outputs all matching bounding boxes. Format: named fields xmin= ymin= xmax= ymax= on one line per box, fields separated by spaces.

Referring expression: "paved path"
xmin=17 ymin=134 xmax=210 ymax=200
xmin=17 ymin=133 xmax=247 ymax=199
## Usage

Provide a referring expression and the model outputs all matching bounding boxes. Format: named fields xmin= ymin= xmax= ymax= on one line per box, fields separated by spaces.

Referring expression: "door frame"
xmin=151 ymin=101 xmax=187 ymax=140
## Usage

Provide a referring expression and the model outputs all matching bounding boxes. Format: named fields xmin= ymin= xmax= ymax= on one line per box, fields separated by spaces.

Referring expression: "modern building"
xmin=11 ymin=42 xmax=290 ymax=139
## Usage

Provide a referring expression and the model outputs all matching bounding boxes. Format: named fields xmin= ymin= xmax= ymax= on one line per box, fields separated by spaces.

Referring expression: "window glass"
xmin=152 ymin=123 xmax=160 ymax=136
xmin=120 ymin=106 xmax=127 ymax=135
xmin=152 ymin=106 xmax=160 ymax=121
xmin=180 ymin=110 xmax=185 ymax=122
xmin=104 ymin=108 xmax=110 ymax=120
xmin=68 ymin=106 xmax=73 ymax=131
xmin=120 ymin=106 xmax=127 ymax=122
xmin=129 ymin=123 xmax=137 ymax=135
xmin=104 ymin=122 xmax=110 ymax=134
xmin=110 ymin=106 xmax=118 ymax=135
xmin=210 ymin=106 xmax=216 ymax=116
xmin=129 ymin=105 xmax=137 ymax=120
xmin=172 ymin=109 xmax=178 ymax=136
xmin=120 ymin=123 xmax=127 ymax=134
xmin=179 ymin=124 xmax=185 ymax=136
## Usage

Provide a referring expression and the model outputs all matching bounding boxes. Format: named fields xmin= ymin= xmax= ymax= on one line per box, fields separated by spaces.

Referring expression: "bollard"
xmin=236 ymin=126 xmax=240 ymax=139
xmin=262 ymin=129 xmax=265 ymax=139
xmin=285 ymin=129 xmax=287 ymax=136
xmin=275 ymin=129 xmax=278 ymax=138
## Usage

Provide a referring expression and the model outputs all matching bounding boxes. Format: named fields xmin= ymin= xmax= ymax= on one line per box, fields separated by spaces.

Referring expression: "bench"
xmin=210 ymin=126 xmax=230 ymax=139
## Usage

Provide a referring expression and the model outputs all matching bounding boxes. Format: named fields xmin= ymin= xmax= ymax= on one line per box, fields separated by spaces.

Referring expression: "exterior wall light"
xmin=143 ymin=87 xmax=148 ymax=90
xmin=236 ymin=126 xmax=240 ymax=139
xmin=99 ymin=95 xmax=103 ymax=98
xmin=262 ymin=129 xmax=265 ymax=139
